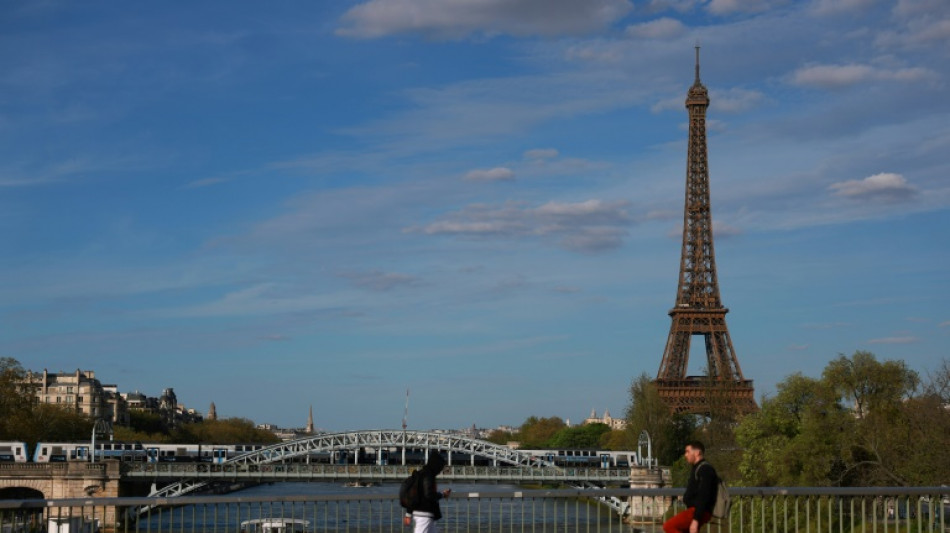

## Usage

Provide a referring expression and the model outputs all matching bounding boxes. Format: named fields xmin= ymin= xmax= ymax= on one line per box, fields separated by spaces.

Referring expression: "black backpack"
xmin=398 ymin=470 xmax=422 ymax=510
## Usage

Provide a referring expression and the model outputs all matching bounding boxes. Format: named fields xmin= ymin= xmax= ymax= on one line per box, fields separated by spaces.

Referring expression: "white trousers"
xmin=412 ymin=512 xmax=439 ymax=533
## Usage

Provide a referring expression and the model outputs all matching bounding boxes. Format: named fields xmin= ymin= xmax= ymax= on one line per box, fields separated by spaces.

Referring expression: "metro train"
xmin=0 ymin=441 xmax=29 ymax=462
xmin=19 ymin=441 xmax=268 ymax=463
xmin=521 ymin=449 xmax=636 ymax=468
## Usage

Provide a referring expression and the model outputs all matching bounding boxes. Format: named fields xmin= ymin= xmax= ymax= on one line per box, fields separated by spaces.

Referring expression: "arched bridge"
xmin=131 ymin=430 xmax=631 ymax=496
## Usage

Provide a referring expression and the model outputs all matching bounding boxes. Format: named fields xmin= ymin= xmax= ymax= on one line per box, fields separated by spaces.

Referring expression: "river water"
xmin=137 ymin=481 xmax=651 ymax=532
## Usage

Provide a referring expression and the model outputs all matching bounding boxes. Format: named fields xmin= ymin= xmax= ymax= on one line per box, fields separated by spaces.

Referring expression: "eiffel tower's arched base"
xmin=654 ymin=378 xmax=757 ymax=416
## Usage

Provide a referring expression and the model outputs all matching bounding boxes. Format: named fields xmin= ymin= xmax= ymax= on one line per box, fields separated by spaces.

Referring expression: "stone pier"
xmin=0 ymin=462 xmax=121 ymax=525
xmin=626 ymin=465 xmax=672 ymax=525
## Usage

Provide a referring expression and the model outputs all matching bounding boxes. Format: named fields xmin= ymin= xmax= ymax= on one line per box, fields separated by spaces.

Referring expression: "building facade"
xmin=26 ymin=369 xmax=128 ymax=425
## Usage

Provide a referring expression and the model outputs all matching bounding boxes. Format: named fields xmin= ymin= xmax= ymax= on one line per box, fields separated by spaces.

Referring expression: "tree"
xmin=735 ymin=373 xmax=850 ymax=486
xmin=485 ymin=428 xmax=515 ymax=445
xmin=737 ymin=352 xmax=949 ymax=487
xmin=547 ymin=423 xmax=611 ymax=449
xmin=600 ymin=429 xmax=633 ymax=451
xmin=517 ymin=416 xmax=565 ymax=448
xmin=173 ymin=418 xmax=280 ymax=444
xmin=822 ymin=351 xmax=918 ymax=419
xmin=8 ymin=404 xmax=94 ymax=449
xmin=0 ymin=358 xmax=35 ymax=440
xmin=625 ymin=374 xmax=696 ymax=466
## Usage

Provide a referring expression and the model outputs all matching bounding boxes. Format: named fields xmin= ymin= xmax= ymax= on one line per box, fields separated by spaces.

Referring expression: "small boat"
xmin=344 ymin=481 xmax=374 ymax=488
xmin=239 ymin=518 xmax=310 ymax=533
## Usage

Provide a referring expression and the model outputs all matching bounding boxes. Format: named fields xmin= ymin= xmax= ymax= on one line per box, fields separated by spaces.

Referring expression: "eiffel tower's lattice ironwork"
xmin=654 ymin=48 xmax=756 ymax=415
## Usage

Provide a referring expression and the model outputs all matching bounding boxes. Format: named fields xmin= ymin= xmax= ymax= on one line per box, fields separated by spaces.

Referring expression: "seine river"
xmin=137 ymin=481 xmax=651 ymax=532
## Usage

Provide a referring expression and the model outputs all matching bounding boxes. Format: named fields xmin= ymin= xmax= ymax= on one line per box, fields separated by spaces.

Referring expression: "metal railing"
xmin=0 ymin=487 xmax=947 ymax=532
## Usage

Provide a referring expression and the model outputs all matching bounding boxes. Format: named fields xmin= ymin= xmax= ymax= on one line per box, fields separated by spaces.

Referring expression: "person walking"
xmin=406 ymin=453 xmax=451 ymax=533
xmin=663 ymin=441 xmax=718 ymax=533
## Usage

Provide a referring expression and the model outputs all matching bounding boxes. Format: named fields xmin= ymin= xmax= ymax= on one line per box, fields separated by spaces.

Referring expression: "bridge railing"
xmin=0 ymin=487 xmax=947 ymax=532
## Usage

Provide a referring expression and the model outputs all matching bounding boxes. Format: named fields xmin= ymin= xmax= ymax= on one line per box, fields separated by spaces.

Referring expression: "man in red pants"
xmin=663 ymin=441 xmax=718 ymax=533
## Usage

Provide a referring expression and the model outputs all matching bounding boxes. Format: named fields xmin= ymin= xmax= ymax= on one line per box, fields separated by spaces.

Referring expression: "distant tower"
xmin=654 ymin=47 xmax=756 ymax=415
xmin=208 ymin=402 xmax=217 ymax=421
xmin=306 ymin=405 xmax=314 ymax=434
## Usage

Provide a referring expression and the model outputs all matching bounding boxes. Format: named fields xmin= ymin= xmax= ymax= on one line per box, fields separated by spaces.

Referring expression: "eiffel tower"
xmin=654 ymin=48 xmax=756 ymax=415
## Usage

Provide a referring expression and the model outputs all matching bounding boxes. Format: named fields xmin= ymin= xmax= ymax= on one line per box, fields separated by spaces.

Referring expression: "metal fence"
xmin=0 ymin=487 xmax=947 ymax=533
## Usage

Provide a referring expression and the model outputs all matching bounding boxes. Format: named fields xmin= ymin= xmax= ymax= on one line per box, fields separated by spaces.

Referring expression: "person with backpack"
xmin=402 ymin=453 xmax=451 ymax=532
xmin=663 ymin=440 xmax=718 ymax=533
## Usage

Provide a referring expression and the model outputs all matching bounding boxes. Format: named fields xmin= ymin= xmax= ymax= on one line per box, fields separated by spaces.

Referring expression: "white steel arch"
xmin=145 ymin=430 xmax=556 ymax=500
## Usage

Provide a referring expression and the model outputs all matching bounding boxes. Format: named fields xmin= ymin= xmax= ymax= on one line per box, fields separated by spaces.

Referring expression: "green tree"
xmin=547 ymin=423 xmax=611 ymax=449
xmin=600 ymin=429 xmax=633 ymax=451
xmin=735 ymin=373 xmax=849 ymax=486
xmin=517 ymin=416 xmax=565 ymax=448
xmin=0 ymin=358 xmax=35 ymax=439
xmin=485 ymin=428 xmax=515 ymax=445
xmin=822 ymin=351 xmax=918 ymax=419
xmin=173 ymin=418 xmax=280 ymax=444
xmin=625 ymin=374 xmax=696 ymax=466
xmin=737 ymin=352 xmax=947 ymax=487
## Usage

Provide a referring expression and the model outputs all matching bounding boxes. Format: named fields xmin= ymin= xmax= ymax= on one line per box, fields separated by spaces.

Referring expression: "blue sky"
xmin=1 ymin=0 xmax=948 ymax=432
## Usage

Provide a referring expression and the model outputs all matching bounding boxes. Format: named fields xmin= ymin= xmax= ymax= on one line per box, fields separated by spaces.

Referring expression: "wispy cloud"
xmin=182 ymin=177 xmax=231 ymax=189
xmin=339 ymin=270 xmax=421 ymax=291
xmin=464 ymin=167 xmax=515 ymax=182
xmin=868 ymin=336 xmax=919 ymax=344
xmin=810 ymin=0 xmax=876 ymax=15
xmin=523 ymin=148 xmax=559 ymax=160
xmin=706 ymin=0 xmax=776 ymax=15
xmin=791 ymin=63 xmax=935 ymax=88
xmin=409 ymin=199 xmax=633 ymax=252
xmin=336 ymin=0 xmax=633 ymax=39
xmin=625 ymin=17 xmax=686 ymax=39
xmin=829 ymin=172 xmax=917 ymax=202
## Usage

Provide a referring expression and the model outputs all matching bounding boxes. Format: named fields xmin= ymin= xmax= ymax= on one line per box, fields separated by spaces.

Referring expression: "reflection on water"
xmin=136 ymin=482 xmax=646 ymax=533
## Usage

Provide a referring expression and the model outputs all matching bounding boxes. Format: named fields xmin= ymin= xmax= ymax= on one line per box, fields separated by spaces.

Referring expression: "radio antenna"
xmin=402 ymin=388 xmax=410 ymax=431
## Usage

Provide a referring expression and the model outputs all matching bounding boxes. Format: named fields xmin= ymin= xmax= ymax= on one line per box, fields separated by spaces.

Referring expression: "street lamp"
xmin=637 ymin=430 xmax=653 ymax=467
xmin=90 ymin=419 xmax=113 ymax=463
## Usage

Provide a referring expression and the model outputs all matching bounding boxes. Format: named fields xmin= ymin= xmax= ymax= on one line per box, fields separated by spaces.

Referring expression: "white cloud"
xmin=339 ymin=270 xmax=421 ymax=291
xmin=707 ymin=0 xmax=777 ymax=15
xmin=868 ymin=336 xmax=919 ymax=344
xmin=713 ymin=88 xmax=766 ymax=113
xmin=641 ymin=0 xmax=701 ymax=13
xmin=336 ymin=0 xmax=633 ymax=39
xmin=625 ymin=17 xmax=686 ymax=40
xmin=411 ymin=199 xmax=633 ymax=252
xmin=182 ymin=177 xmax=230 ymax=189
xmin=894 ymin=0 xmax=950 ymax=18
xmin=524 ymin=148 xmax=559 ymax=160
xmin=464 ymin=167 xmax=516 ymax=181
xmin=810 ymin=0 xmax=875 ymax=15
xmin=876 ymin=17 xmax=950 ymax=49
xmin=791 ymin=63 xmax=935 ymax=88
xmin=829 ymin=172 xmax=918 ymax=201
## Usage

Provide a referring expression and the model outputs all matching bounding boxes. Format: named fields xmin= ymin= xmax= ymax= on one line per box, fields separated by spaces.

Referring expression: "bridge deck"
xmin=122 ymin=463 xmax=633 ymax=484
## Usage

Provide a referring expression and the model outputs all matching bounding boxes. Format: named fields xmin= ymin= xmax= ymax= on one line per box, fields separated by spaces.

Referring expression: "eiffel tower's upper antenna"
xmin=694 ymin=44 xmax=701 ymax=85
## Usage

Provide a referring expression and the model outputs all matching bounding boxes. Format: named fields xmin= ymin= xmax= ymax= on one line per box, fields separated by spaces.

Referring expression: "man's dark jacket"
xmin=683 ymin=459 xmax=718 ymax=519
xmin=413 ymin=453 xmax=446 ymax=520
